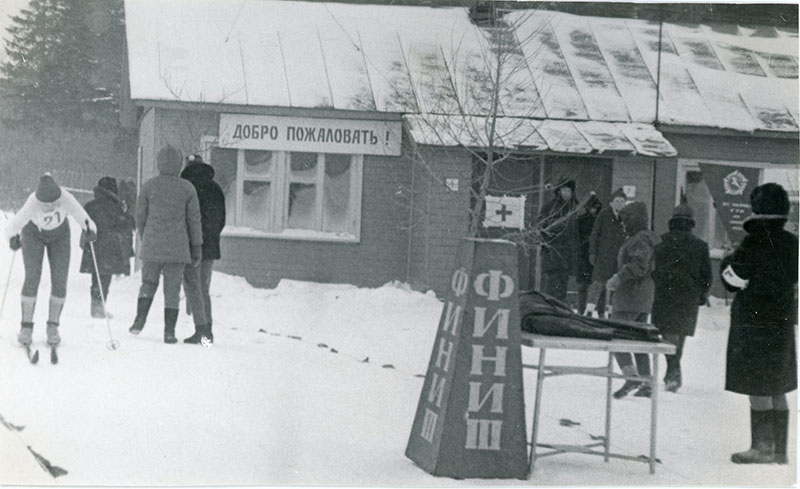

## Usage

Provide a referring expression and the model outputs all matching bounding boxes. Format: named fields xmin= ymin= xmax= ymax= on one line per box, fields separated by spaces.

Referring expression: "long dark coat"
xmin=721 ymin=217 xmax=798 ymax=396
xmin=576 ymin=208 xmax=597 ymax=284
xmin=589 ymin=206 xmax=626 ymax=283
xmin=180 ymin=162 xmax=226 ymax=260
xmin=80 ymin=186 xmax=135 ymax=276
xmin=651 ymin=224 xmax=712 ymax=337
xmin=539 ymin=194 xmax=579 ymax=274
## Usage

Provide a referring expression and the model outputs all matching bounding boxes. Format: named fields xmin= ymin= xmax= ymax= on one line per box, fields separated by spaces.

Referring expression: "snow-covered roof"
xmin=125 ymin=0 xmax=798 ymax=135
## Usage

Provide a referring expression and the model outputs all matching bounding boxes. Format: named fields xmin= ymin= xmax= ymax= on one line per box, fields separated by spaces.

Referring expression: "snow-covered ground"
xmin=0 ymin=211 xmax=796 ymax=487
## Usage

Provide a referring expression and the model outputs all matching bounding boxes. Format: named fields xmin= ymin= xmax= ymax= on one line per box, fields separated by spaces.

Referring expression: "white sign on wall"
xmin=218 ymin=114 xmax=402 ymax=156
xmin=483 ymin=195 xmax=526 ymax=229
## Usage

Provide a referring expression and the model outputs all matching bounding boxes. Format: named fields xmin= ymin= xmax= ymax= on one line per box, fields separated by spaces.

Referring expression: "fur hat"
xmin=586 ymin=194 xmax=602 ymax=212
xmin=156 ymin=145 xmax=182 ymax=177
xmin=35 ymin=173 xmax=61 ymax=203
xmin=553 ymin=177 xmax=576 ymax=193
xmin=97 ymin=176 xmax=118 ymax=196
xmin=611 ymin=188 xmax=627 ymax=201
xmin=750 ymin=182 xmax=790 ymax=217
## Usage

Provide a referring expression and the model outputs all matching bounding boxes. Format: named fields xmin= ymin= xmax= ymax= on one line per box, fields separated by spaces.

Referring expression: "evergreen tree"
xmin=0 ymin=0 xmax=125 ymax=129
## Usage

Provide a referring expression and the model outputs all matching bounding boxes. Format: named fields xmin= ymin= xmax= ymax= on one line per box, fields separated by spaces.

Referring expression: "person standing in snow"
xmin=605 ymin=201 xmax=660 ymax=399
xmin=4 ymin=173 xmax=97 ymax=347
xmin=180 ymin=154 xmax=225 ymax=345
xmin=589 ymin=188 xmax=627 ymax=318
xmin=129 ymin=145 xmax=205 ymax=344
xmin=538 ymin=177 xmax=580 ymax=302
xmin=576 ymin=194 xmax=602 ymax=315
xmin=79 ymin=177 xmax=135 ymax=318
xmin=651 ymin=204 xmax=711 ymax=393
xmin=721 ymin=183 xmax=797 ymax=465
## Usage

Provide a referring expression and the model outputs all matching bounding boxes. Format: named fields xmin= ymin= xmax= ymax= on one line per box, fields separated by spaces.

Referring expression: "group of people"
xmin=538 ymin=178 xmax=797 ymax=465
xmin=4 ymin=144 xmax=225 ymax=347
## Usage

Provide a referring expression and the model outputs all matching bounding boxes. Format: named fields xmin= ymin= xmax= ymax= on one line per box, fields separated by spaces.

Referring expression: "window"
xmin=204 ymin=137 xmax=363 ymax=241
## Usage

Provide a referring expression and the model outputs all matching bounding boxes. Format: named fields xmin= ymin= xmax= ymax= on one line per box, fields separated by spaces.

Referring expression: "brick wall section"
xmin=407 ymin=145 xmax=472 ymax=295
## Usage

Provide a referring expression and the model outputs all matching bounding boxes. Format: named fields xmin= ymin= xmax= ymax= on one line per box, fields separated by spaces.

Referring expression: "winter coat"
xmin=180 ymin=162 xmax=226 ymax=260
xmin=611 ymin=202 xmax=660 ymax=314
xmin=589 ymin=206 xmax=626 ymax=283
xmin=721 ymin=217 xmax=798 ymax=396
xmin=651 ymin=223 xmax=712 ymax=337
xmin=79 ymin=186 xmax=135 ymax=276
xmin=576 ymin=209 xmax=597 ymax=284
xmin=538 ymin=194 xmax=579 ymax=274
xmin=136 ymin=155 xmax=203 ymax=264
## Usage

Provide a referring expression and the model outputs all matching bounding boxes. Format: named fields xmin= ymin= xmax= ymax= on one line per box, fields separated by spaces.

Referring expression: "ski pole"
xmin=0 ymin=250 xmax=16 ymax=322
xmin=88 ymin=234 xmax=120 ymax=350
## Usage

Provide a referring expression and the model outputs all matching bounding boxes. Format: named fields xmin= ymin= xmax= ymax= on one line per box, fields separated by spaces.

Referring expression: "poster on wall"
xmin=483 ymin=195 xmax=526 ymax=229
xmin=698 ymin=163 xmax=761 ymax=247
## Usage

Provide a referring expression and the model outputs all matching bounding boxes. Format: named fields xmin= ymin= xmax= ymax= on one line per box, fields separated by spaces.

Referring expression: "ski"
xmin=24 ymin=345 xmax=39 ymax=364
xmin=50 ymin=346 xmax=58 ymax=365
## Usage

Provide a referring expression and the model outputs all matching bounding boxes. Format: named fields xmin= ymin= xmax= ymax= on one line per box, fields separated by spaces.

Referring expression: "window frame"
xmin=202 ymin=136 xmax=363 ymax=242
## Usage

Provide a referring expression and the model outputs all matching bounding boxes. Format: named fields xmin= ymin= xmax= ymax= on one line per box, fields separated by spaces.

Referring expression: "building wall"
xmin=143 ymin=107 xmax=413 ymax=289
xmin=407 ymin=145 xmax=472 ymax=294
xmin=612 ymin=157 xmax=655 ymax=219
xmin=652 ymin=158 xmax=678 ymax=235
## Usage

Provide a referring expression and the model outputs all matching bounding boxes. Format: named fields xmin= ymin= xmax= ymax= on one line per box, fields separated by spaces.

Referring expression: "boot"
xmin=129 ymin=296 xmax=154 ymax=334
xmin=202 ymin=321 xmax=213 ymax=345
xmin=773 ymin=409 xmax=790 ymax=464
xmin=17 ymin=322 xmax=33 ymax=346
xmin=91 ymin=289 xmax=104 ymax=319
xmin=46 ymin=322 xmax=61 ymax=346
xmin=183 ymin=324 xmax=206 ymax=344
xmin=613 ymin=381 xmax=641 ymax=399
xmin=633 ymin=385 xmax=652 ymax=398
xmin=731 ymin=409 xmax=775 ymax=464
xmin=164 ymin=308 xmax=178 ymax=344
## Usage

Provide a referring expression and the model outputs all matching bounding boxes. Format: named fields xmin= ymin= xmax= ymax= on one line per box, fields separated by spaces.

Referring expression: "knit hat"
xmin=186 ymin=154 xmax=204 ymax=165
xmin=35 ymin=173 xmax=61 ymax=203
xmin=97 ymin=176 xmax=118 ymax=196
xmin=156 ymin=145 xmax=182 ymax=177
xmin=750 ymin=182 xmax=790 ymax=217
xmin=611 ymin=188 xmax=626 ymax=201
xmin=671 ymin=203 xmax=694 ymax=221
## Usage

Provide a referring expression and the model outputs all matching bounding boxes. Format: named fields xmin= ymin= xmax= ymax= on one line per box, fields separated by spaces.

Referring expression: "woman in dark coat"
xmin=576 ymin=194 xmax=602 ymax=315
xmin=721 ymin=183 xmax=797 ymax=465
xmin=589 ymin=188 xmax=627 ymax=317
xmin=80 ymin=177 xmax=135 ymax=318
xmin=651 ymin=204 xmax=711 ymax=392
xmin=538 ymin=178 xmax=579 ymax=302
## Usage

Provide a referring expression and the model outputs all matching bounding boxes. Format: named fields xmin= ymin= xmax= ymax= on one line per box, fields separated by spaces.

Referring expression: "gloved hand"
xmin=84 ymin=229 xmax=97 ymax=243
xmin=191 ymin=246 xmax=202 ymax=267
xmin=606 ymin=274 xmax=621 ymax=292
xmin=9 ymin=234 xmax=21 ymax=251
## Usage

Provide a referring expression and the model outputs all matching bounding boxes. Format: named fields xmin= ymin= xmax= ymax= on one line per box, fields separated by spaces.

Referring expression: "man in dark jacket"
xmin=181 ymin=154 xmax=226 ymax=345
xmin=722 ymin=183 xmax=797 ymax=465
xmin=651 ymin=204 xmax=711 ymax=393
xmin=129 ymin=145 xmax=204 ymax=344
xmin=538 ymin=178 xmax=579 ymax=301
xmin=589 ymin=188 xmax=627 ymax=318
xmin=80 ymin=177 xmax=135 ymax=318
xmin=576 ymin=194 xmax=602 ymax=315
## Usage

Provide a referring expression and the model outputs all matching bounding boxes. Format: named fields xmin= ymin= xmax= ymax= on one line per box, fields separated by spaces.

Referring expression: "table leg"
xmin=650 ymin=352 xmax=659 ymax=474
xmin=528 ymin=348 xmax=547 ymax=475
xmin=605 ymin=352 xmax=613 ymax=462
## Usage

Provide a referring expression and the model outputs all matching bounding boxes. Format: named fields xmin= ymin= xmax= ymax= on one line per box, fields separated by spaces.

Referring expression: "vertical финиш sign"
xmin=698 ymin=163 xmax=761 ymax=247
xmin=405 ymin=238 xmax=528 ymax=479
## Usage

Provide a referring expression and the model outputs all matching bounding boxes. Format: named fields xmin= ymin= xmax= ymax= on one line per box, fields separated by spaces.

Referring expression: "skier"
xmin=588 ymin=188 xmax=627 ymax=318
xmin=79 ymin=177 xmax=135 ymax=318
xmin=721 ymin=182 xmax=797 ymax=464
xmin=605 ymin=201 xmax=660 ymax=399
xmin=180 ymin=154 xmax=226 ymax=345
xmin=129 ymin=145 xmax=204 ymax=344
xmin=4 ymin=173 xmax=97 ymax=347
xmin=538 ymin=178 xmax=579 ymax=302
xmin=651 ymin=204 xmax=711 ymax=393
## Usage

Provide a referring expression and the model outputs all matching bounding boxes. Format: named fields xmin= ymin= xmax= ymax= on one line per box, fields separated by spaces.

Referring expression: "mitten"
xmin=9 ymin=234 xmax=21 ymax=251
